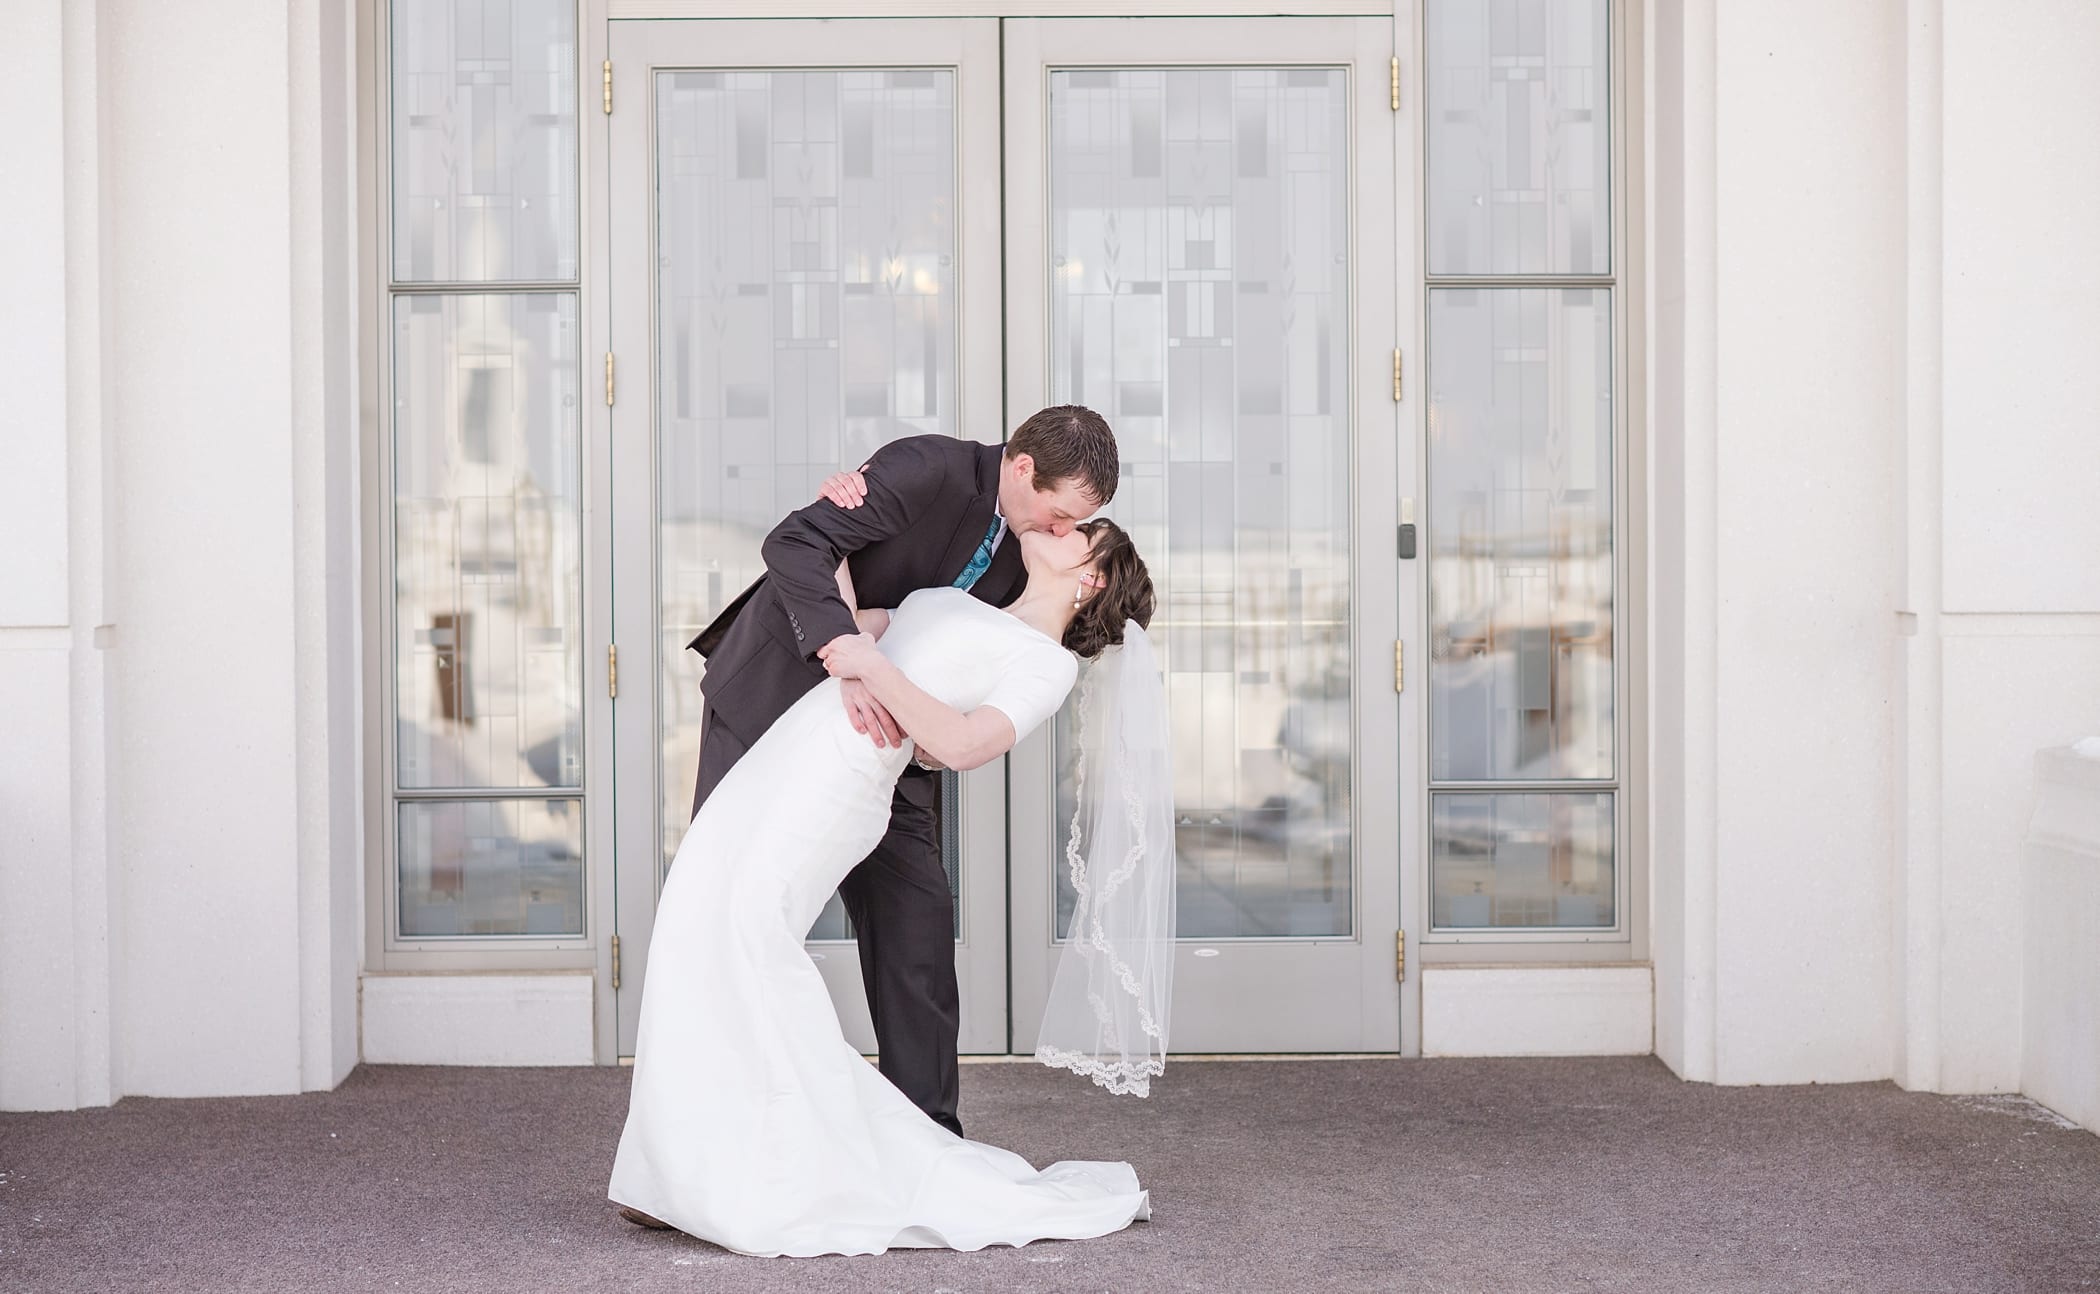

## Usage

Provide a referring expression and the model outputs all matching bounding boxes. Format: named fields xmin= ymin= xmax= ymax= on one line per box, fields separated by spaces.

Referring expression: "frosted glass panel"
xmin=652 ymin=70 xmax=962 ymax=920
xmin=1431 ymin=791 xmax=1613 ymax=929
xmin=391 ymin=0 xmax=579 ymax=282
xmin=398 ymin=798 xmax=584 ymax=936
xmin=1427 ymin=0 xmax=1610 ymax=275
xmin=1427 ymin=288 xmax=1613 ymax=782
xmin=393 ymin=293 xmax=583 ymax=790
xmin=1049 ymin=68 xmax=1354 ymax=940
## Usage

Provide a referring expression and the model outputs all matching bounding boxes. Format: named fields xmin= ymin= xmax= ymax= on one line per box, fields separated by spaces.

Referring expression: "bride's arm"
xmin=833 ymin=560 xmax=890 ymax=640
xmin=818 ymin=636 xmax=1015 ymax=771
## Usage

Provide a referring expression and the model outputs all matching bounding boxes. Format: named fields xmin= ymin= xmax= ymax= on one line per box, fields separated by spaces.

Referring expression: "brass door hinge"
xmin=608 ymin=643 xmax=618 ymax=699
xmin=605 ymin=352 xmax=615 ymax=406
xmin=1395 ymin=930 xmax=1406 ymax=981
xmin=611 ymin=934 xmax=622 ymax=989
xmin=1393 ymin=348 xmax=1404 ymax=402
xmin=1393 ymin=639 xmax=1405 ymax=693
xmin=602 ymin=60 xmax=613 ymax=114
xmin=1390 ymin=57 xmax=1401 ymax=112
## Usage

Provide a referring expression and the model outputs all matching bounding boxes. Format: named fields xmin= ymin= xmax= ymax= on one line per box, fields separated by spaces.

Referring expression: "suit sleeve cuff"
xmin=795 ymin=604 xmax=863 ymax=659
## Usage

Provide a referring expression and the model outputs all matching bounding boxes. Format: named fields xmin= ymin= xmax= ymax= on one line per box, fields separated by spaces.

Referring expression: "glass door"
xmin=1003 ymin=16 xmax=1410 ymax=1053
xmin=605 ymin=18 xmax=1007 ymax=1057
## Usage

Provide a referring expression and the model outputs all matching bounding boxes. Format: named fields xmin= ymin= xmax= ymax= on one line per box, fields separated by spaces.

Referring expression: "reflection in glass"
xmin=652 ymin=70 xmax=963 ymax=928
xmin=393 ymin=293 xmax=583 ymax=790
xmin=1427 ymin=288 xmax=1613 ymax=783
xmin=391 ymin=0 xmax=580 ymax=282
xmin=1431 ymin=791 xmax=1612 ymax=928
xmin=1049 ymin=68 xmax=1353 ymax=939
xmin=1427 ymin=0 xmax=1611 ymax=276
xmin=398 ymin=798 xmax=584 ymax=936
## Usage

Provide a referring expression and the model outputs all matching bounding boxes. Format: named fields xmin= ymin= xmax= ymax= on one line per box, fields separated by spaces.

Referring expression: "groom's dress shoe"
xmin=618 ymin=1205 xmax=674 ymax=1230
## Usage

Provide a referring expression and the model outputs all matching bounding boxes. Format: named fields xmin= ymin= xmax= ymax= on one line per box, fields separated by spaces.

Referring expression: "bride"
xmin=608 ymin=517 xmax=1173 ymax=1257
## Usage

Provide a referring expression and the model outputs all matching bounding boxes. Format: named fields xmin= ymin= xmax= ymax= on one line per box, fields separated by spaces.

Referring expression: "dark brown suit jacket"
xmin=687 ymin=435 xmax=1026 ymax=759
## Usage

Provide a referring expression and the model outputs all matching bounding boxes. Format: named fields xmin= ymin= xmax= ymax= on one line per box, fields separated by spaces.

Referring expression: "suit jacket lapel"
xmin=937 ymin=443 xmax=1005 ymax=588
xmin=975 ymin=529 xmax=1025 ymax=605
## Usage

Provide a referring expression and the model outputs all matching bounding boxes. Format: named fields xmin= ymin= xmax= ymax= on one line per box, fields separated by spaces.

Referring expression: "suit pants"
xmin=690 ymin=703 xmax=964 ymax=1138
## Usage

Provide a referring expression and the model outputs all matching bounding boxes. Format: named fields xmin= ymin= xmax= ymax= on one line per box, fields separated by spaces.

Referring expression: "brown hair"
xmin=1064 ymin=519 xmax=1154 ymax=660
xmin=1005 ymin=405 xmax=1119 ymax=507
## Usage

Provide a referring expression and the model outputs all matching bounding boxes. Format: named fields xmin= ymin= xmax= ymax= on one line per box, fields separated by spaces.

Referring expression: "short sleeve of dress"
xmin=976 ymin=638 xmax=1078 ymax=743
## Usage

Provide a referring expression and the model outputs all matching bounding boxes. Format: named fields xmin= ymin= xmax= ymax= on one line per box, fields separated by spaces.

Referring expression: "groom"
xmin=687 ymin=405 xmax=1119 ymax=1136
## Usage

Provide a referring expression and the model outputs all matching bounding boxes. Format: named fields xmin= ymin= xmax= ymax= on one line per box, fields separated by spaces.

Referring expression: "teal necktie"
xmin=951 ymin=516 xmax=1001 ymax=591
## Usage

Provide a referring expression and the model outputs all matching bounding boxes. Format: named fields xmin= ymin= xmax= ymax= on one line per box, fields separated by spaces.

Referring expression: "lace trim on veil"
xmin=1039 ymin=663 xmax=1164 ymax=1096
xmin=1032 ymin=1045 xmax=1165 ymax=1098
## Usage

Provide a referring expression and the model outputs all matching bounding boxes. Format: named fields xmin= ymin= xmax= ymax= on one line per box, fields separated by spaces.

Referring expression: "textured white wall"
xmin=1670 ymin=0 xmax=1907 ymax=1084
xmin=100 ymin=0 xmax=309 ymax=1097
xmin=0 ymin=0 xmax=116 ymax=1114
xmin=1423 ymin=967 xmax=1653 ymax=1058
xmin=1709 ymin=0 xmax=1906 ymax=1084
xmin=361 ymin=975 xmax=595 ymax=1067
xmin=0 ymin=655 xmax=83 ymax=1110
xmin=287 ymin=0 xmax=366 ymax=1100
xmin=0 ymin=0 xmax=71 ymax=1110
xmin=0 ymin=2 xmax=69 ymax=630
xmin=1939 ymin=638 xmax=2100 ymax=1087
xmin=1645 ymin=0 xmax=1715 ymax=1084
xmin=1654 ymin=0 xmax=2100 ymax=1093
xmin=1941 ymin=2 xmax=2100 ymax=615
xmin=2022 ymin=749 xmax=2100 ymax=1134
xmin=0 ymin=0 xmax=361 ymax=1111
xmin=1650 ymin=0 xmax=1907 ymax=1085
xmin=1917 ymin=0 xmax=2100 ymax=1094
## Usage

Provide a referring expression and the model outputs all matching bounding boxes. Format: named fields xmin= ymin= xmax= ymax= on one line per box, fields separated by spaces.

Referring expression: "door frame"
xmin=1001 ymin=14 xmax=1411 ymax=1055
xmin=599 ymin=17 xmax=1010 ymax=1058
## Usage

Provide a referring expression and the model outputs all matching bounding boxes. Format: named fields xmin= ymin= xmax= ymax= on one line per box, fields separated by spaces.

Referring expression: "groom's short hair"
xmin=1005 ymin=405 xmax=1118 ymax=506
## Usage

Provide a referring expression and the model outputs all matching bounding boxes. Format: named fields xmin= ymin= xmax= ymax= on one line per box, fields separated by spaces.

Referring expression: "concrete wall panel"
xmin=1941 ymin=0 xmax=2100 ymax=613
xmin=1707 ymin=0 xmax=1906 ymax=1084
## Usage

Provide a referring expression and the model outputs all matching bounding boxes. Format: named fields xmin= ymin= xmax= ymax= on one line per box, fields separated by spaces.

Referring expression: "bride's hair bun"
xmin=1064 ymin=519 xmax=1155 ymax=660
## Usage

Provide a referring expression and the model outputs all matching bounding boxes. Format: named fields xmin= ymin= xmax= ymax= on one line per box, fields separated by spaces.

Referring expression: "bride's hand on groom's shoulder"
xmin=816 ymin=465 xmax=870 ymax=510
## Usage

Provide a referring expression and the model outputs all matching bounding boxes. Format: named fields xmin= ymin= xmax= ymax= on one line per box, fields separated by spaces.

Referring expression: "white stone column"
xmin=1646 ymin=0 xmax=1720 ymax=1085
xmin=1894 ymin=0 xmax=1946 ymax=1095
xmin=0 ymin=0 xmax=361 ymax=1110
xmin=1650 ymin=0 xmax=1910 ymax=1085
xmin=287 ymin=0 xmax=364 ymax=1098
xmin=0 ymin=0 xmax=116 ymax=1114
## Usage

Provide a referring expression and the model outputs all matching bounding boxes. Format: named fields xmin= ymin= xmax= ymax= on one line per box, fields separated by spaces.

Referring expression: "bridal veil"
xmin=1034 ymin=621 xmax=1177 ymax=1097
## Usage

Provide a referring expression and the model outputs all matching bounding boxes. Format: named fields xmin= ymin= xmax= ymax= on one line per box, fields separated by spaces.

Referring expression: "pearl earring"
xmin=1072 ymin=584 xmax=1085 ymax=607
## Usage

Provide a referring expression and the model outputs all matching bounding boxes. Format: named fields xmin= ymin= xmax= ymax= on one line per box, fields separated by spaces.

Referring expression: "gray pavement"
xmin=2 ymin=1056 xmax=2096 ymax=1293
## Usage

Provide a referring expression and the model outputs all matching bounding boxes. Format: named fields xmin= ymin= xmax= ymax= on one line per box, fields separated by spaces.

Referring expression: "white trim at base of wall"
xmin=357 ymin=965 xmax=1659 ymax=1067
xmin=361 ymin=974 xmax=595 ymax=1067
xmin=1422 ymin=964 xmax=1654 ymax=1058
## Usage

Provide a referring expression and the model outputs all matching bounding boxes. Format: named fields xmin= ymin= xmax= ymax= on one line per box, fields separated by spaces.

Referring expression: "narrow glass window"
xmin=386 ymin=1 xmax=584 ymax=944
xmin=1426 ymin=1 xmax=1620 ymax=935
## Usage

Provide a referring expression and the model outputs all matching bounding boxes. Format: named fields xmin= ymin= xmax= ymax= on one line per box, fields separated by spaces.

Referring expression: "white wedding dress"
xmin=608 ymin=586 xmax=1152 ymax=1257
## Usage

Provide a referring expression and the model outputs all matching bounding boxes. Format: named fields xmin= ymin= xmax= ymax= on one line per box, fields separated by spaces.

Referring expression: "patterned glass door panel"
xmin=652 ymin=69 xmax=961 ymax=933
xmin=1047 ymin=68 xmax=1354 ymax=939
